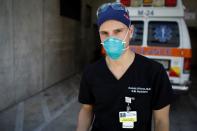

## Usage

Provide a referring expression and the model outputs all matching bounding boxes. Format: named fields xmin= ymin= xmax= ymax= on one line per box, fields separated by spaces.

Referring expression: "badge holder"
xmin=119 ymin=97 xmax=137 ymax=129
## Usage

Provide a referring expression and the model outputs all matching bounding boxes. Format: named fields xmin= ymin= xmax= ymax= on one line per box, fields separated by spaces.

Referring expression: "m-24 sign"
xmin=138 ymin=10 xmax=154 ymax=16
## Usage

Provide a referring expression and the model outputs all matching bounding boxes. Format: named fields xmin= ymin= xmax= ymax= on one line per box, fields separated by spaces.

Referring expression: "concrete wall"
xmin=43 ymin=0 xmax=80 ymax=87
xmin=0 ymin=0 xmax=15 ymax=111
xmin=0 ymin=0 xmax=93 ymax=111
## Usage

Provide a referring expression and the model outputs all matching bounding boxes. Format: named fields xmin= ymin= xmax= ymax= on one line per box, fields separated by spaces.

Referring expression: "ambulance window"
xmin=130 ymin=21 xmax=144 ymax=45
xmin=147 ymin=22 xmax=179 ymax=47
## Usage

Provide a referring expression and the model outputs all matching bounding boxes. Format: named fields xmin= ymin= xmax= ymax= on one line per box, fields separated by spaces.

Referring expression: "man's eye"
xmin=100 ymin=31 xmax=108 ymax=35
xmin=114 ymin=29 xmax=122 ymax=34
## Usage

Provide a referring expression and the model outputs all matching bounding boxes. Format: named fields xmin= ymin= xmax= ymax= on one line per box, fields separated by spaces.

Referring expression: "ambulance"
xmin=116 ymin=0 xmax=192 ymax=91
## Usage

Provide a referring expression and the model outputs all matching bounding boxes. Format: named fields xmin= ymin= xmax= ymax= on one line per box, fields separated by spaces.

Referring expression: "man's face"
xmin=99 ymin=20 xmax=133 ymax=46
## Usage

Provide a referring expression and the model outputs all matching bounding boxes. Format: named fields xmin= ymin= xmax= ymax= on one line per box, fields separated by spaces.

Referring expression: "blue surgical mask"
xmin=101 ymin=28 xmax=130 ymax=60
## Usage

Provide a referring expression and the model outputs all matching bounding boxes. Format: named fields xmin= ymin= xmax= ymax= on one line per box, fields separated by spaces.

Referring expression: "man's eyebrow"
xmin=99 ymin=27 xmax=125 ymax=32
xmin=99 ymin=30 xmax=108 ymax=34
xmin=114 ymin=27 xmax=126 ymax=31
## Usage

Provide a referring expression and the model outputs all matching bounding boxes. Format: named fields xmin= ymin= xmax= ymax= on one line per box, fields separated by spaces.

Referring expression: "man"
xmin=76 ymin=2 xmax=172 ymax=131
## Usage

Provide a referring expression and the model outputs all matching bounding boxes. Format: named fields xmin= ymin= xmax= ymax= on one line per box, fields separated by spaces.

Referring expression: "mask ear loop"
xmin=122 ymin=25 xmax=131 ymax=51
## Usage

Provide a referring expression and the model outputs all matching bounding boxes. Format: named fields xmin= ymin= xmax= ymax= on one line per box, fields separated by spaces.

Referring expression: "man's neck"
xmin=106 ymin=50 xmax=135 ymax=68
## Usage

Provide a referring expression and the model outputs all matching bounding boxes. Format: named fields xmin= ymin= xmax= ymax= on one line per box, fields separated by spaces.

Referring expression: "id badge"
xmin=119 ymin=111 xmax=137 ymax=123
xmin=119 ymin=111 xmax=137 ymax=129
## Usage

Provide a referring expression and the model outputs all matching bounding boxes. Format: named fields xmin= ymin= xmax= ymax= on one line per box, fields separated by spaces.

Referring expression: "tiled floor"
xmin=0 ymin=74 xmax=81 ymax=131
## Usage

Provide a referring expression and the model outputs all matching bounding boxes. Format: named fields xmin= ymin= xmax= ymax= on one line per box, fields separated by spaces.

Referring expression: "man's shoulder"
xmin=135 ymin=53 xmax=163 ymax=71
